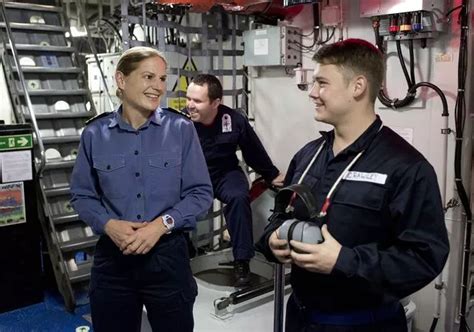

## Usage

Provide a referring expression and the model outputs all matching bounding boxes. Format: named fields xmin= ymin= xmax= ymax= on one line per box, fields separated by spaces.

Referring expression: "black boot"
xmin=234 ymin=260 xmax=250 ymax=287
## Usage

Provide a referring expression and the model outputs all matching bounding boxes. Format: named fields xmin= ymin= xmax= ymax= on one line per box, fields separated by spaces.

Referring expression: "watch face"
xmin=163 ymin=215 xmax=174 ymax=229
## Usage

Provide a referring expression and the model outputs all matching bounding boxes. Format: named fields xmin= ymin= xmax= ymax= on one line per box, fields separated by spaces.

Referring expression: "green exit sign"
xmin=0 ymin=134 xmax=33 ymax=151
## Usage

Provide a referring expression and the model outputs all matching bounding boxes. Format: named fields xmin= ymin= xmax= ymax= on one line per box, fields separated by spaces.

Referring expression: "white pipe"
xmin=433 ymin=114 xmax=449 ymax=326
xmin=338 ymin=0 xmax=343 ymax=41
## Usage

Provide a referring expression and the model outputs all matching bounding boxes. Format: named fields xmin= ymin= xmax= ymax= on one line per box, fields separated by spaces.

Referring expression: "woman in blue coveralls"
xmin=70 ymin=47 xmax=213 ymax=332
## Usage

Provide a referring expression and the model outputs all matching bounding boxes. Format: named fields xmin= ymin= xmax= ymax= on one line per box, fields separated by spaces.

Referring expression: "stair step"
xmin=60 ymin=236 xmax=99 ymax=252
xmin=52 ymin=213 xmax=80 ymax=225
xmin=0 ymin=22 xmax=67 ymax=32
xmin=41 ymin=136 xmax=81 ymax=145
xmin=18 ymin=89 xmax=88 ymax=97
xmin=44 ymin=159 xmax=75 ymax=170
xmin=44 ymin=185 xmax=70 ymax=197
xmin=13 ymin=67 xmax=81 ymax=74
xmin=7 ymin=44 xmax=74 ymax=52
xmin=26 ymin=111 xmax=93 ymax=120
xmin=4 ymin=2 xmax=62 ymax=12
xmin=68 ymin=263 xmax=92 ymax=283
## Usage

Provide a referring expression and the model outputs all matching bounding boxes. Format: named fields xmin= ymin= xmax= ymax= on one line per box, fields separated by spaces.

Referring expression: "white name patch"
xmin=343 ymin=171 xmax=387 ymax=185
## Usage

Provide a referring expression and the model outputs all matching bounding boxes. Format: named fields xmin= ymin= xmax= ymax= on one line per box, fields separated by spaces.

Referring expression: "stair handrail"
xmin=0 ymin=2 xmax=46 ymax=177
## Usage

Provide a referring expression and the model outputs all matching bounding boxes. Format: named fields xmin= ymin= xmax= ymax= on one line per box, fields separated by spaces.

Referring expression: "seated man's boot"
xmin=234 ymin=260 xmax=251 ymax=287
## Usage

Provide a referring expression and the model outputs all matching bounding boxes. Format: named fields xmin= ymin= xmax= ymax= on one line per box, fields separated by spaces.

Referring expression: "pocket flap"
xmin=149 ymin=153 xmax=180 ymax=169
xmin=215 ymin=133 xmax=239 ymax=144
xmin=93 ymin=155 xmax=125 ymax=172
xmin=333 ymin=182 xmax=386 ymax=211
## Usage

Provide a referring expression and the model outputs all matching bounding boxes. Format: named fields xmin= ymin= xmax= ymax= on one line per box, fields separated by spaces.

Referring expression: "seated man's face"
xmin=186 ymin=82 xmax=219 ymax=124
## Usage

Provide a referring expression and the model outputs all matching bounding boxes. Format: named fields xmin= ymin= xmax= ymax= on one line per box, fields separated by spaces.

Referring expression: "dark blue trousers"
xmin=89 ymin=232 xmax=197 ymax=332
xmin=285 ymin=294 xmax=408 ymax=332
xmin=212 ymin=168 xmax=254 ymax=261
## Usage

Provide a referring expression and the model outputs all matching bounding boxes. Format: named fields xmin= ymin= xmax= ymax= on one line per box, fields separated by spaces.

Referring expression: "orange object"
xmin=155 ymin=0 xmax=216 ymax=12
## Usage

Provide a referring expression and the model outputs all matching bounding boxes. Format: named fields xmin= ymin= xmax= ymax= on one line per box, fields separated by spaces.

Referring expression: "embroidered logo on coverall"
xmin=222 ymin=114 xmax=232 ymax=133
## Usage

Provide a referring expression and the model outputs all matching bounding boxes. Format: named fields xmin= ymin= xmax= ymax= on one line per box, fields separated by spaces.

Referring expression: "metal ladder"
xmin=0 ymin=0 xmax=98 ymax=312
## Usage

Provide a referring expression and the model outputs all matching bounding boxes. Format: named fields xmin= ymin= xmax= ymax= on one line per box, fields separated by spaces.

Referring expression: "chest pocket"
xmin=147 ymin=152 xmax=182 ymax=195
xmin=215 ymin=132 xmax=239 ymax=145
xmin=333 ymin=181 xmax=386 ymax=211
xmin=93 ymin=155 xmax=127 ymax=199
xmin=331 ymin=181 xmax=388 ymax=245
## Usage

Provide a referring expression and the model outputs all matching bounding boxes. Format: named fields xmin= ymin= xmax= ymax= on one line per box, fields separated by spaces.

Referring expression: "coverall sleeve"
xmin=70 ymin=129 xmax=112 ymax=234
xmin=239 ymin=118 xmax=280 ymax=182
xmin=333 ymin=161 xmax=449 ymax=298
xmin=164 ymin=122 xmax=214 ymax=229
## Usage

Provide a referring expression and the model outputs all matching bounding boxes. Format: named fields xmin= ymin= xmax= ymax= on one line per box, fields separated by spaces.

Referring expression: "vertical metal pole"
xmin=121 ymin=0 xmax=129 ymax=50
xmin=231 ymin=14 xmax=237 ymax=110
xmin=142 ymin=1 xmax=147 ymax=44
xmin=217 ymin=12 xmax=223 ymax=83
xmin=157 ymin=14 xmax=166 ymax=51
xmin=274 ymin=264 xmax=285 ymax=332
xmin=201 ymin=13 xmax=209 ymax=73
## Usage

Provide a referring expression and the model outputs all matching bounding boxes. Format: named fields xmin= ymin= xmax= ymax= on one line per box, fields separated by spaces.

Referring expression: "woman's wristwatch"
xmin=162 ymin=214 xmax=175 ymax=234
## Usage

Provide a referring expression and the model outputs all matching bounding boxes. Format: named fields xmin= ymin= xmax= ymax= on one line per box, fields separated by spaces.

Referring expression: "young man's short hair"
xmin=313 ymin=38 xmax=384 ymax=102
xmin=191 ymin=74 xmax=223 ymax=101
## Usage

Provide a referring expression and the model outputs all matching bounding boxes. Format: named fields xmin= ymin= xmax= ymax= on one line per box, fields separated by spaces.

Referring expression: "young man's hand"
xmin=290 ymin=225 xmax=342 ymax=274
xmin=269 ymin=229 xmax=292 ymax=264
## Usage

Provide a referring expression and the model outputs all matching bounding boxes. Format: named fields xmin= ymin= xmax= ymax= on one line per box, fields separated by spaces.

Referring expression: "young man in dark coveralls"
xmin=256 ymin=39 xmax=449 ymax=331
xmin=185 ymin=74 xmax=285 ymax=286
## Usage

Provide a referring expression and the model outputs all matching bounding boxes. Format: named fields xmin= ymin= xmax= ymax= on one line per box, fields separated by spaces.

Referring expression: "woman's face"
xmin=115 ymin=56 xmax=167 ymax=114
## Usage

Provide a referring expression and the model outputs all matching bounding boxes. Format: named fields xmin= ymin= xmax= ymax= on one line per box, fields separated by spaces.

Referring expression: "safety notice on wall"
xmin=0 ymin=182 xmax=26 ymax=227
xmin=0 ymin=150 xmax=32 ymax=182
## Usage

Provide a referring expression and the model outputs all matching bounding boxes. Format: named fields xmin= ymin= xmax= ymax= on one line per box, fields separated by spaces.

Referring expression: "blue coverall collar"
xmin=319 ymin=115 xmax=383 ymax=155
xmin=108 ymin=106 xmax=162 ymax=131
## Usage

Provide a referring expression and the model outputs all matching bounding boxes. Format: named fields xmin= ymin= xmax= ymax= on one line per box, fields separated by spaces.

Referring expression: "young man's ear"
xmin=352 ymin=75 xmax=368 ymax=99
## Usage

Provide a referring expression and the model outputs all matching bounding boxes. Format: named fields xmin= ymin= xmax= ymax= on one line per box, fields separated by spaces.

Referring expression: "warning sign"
xmin=167 ymin=57 xmax=198 ymax=111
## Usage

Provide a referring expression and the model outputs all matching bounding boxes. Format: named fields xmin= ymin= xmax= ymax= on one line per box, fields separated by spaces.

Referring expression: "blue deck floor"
xmin=0 ymin=291 xmax=93 ymax=332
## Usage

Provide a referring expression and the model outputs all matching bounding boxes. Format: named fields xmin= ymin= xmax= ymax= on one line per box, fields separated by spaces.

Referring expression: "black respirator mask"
xmin=272 ymin=184 xmax=324 ymax=245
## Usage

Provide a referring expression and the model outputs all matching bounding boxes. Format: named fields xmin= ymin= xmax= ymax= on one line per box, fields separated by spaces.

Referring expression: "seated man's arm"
xmin=239 ymin=116 xmax=280 ymax=183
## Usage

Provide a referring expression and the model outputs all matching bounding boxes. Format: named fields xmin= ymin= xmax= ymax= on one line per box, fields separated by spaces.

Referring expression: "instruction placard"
xmin=0 ymin=150 xmax=33 ymax=182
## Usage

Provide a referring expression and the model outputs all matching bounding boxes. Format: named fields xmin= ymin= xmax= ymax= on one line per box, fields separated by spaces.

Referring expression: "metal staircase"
xmin=0 ymin=0 xmax=98 ymax=312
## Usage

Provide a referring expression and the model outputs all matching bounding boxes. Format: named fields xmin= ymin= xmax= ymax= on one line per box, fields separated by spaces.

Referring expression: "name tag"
xmin=343 ymin=171 xmax=387 ymax=185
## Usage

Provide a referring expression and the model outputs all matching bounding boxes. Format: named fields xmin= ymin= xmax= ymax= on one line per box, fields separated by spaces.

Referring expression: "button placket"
xmin=134 ymin=133 xmax=145 ymax=223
